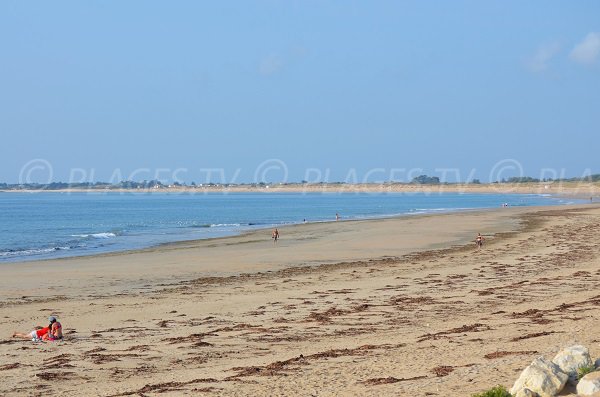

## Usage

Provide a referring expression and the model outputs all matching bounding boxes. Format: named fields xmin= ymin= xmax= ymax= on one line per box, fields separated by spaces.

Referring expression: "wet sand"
xmin=1 ymin=204 xmax=600 ymax=396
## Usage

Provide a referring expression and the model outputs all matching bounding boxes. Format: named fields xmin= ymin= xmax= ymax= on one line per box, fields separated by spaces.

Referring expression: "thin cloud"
xmin=526 ymin=42 xmax=561 ymax=72
xmin=570 ymin=32 xmax=600 ymax=65
xmin=259 ymin=54 xmax=284 ymax=76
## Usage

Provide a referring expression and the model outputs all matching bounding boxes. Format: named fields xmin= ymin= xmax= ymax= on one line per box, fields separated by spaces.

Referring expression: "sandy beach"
xmin=1 ymin=204 xmax=600 ymax=396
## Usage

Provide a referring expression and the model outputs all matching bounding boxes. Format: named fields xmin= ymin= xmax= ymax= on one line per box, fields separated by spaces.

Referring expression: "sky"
xmin=1 ymin=1 xmax=599 ymax=184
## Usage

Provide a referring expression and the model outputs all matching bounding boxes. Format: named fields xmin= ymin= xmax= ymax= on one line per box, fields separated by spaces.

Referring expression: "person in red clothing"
xmin=12 ymin=326 xmax=49 ymax=341
xmin=46 ymin=316 xmax=62 ymax=341
xmin=12 ymin=316 xmax=62 ymax=342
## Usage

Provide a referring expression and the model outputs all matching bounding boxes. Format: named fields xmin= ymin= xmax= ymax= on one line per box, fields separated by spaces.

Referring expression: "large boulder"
xmin=577 ymin=371 xmax=600 ymax=395
xmin=510 ymin=356 xmax=568 ymax=397
xmin=552 ymin=345 xmax=593 ymax=383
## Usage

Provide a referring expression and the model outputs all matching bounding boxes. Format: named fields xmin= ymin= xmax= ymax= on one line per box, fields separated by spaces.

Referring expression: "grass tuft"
xmin=578 ymin=364 xmax=596 ymax=380
xmin=471 ymin=385 xmax=512 ymax=397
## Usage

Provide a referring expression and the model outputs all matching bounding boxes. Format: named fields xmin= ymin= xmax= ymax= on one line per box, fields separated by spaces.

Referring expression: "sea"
xmin=0 ymin=191 xmax=579 ymax=263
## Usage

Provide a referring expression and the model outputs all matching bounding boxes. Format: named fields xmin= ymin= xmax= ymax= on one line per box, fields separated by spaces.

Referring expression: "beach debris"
xmin=306 ymin=307 xmax=348 ymax=323
xmin=125 ymin=344 xmax=151 ymax=352
xmin=163 ymin=332 xmax=214 ymax=347
xmin=0 ymin=363 xmax=20 ymax=371
xmin=577 ymin=371 xmax=600 ymax=395
xmin=361 ymin=375 xmax=427 ymax=385
xmin=228 ymin=344 xmax=393 ymax=379
xmin=510 ymin=356 xmax=568 ymax=397
xmin=511 ymin=331 xmax=555 ymax=342
xmin=389 ymin=295 xmax=437 ymax=308
xmin=432 ymin=365 xmax=454 ymax=377
xmin=483 ymin=350 xmax=538 ymax=360
xmin=43 ymin=353 xmax=74 ymax=367
xmin=552 ymin=345 xmax=593 ymax=384
xmin=109 ymin=378 xmax=219 ymax=396
xmin=418 ymin=323 xmax=490 ymax=342
xmin=36 ymin=371 xmax=77 ymax=381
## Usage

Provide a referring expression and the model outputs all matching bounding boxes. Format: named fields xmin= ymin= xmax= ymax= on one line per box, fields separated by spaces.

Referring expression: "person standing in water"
xmin=272 ymin=228 xmax=279 ymax=244
xmin=336 ymin=213 xmax=340 ymax=221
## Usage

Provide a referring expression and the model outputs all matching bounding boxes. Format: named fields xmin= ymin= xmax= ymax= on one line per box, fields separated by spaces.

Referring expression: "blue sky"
xmin=1 ymin=1 xmax=599 ymax=183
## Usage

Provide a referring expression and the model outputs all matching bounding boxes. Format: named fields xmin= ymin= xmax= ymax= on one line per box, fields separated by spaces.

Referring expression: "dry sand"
xmin=1 ymin=204 xmax=600 ymax=396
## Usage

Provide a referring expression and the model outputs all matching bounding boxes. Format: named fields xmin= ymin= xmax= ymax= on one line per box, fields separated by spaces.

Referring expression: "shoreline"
xmin=0 ymin=192 xmax=585 ymax=265
xmin=0 ymin=203 xmax=588 ymax=301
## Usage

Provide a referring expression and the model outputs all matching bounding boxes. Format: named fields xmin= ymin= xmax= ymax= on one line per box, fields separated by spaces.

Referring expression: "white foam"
xmin=0 ymin=246 xmax=71 ymax=258
xmin=72 ymin=232 xmax=117 ymax=239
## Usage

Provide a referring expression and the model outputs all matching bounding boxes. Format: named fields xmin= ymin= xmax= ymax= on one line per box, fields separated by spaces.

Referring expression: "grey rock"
xmin=577 ymin=371 xmax=600 ymax=395
xmin=552 ymin=345 xmax=593 ymax=384
xmin=511 ymin=356 xmax=568 ymax=397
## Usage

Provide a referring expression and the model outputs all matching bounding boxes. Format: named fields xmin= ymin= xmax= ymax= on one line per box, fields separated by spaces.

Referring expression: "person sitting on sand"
xmin=475 ymin=233 xmax=485 ymax=248
xmin=12 ymin=316 xmax=62 ymax=342
xmin=46 ymin=316 xmax=63 ymax=341
xmin=12 ymin=326 xmax=49 ymax=342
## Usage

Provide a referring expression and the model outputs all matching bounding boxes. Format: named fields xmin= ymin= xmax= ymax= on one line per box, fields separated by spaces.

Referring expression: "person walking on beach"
xmin=475 ymin=233 xmax=485 ymax=249
xmin=336 ymin=213 xmax=340 ymax=221
xmin=12 ymin=316 xmax=62 ymax=342
xmin=272 ymin=228 xmax=279 ymax=244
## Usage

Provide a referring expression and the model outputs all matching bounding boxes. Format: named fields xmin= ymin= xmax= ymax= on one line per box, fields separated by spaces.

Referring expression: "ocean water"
xmin=0 ymin=192 xmax=577 ymax=263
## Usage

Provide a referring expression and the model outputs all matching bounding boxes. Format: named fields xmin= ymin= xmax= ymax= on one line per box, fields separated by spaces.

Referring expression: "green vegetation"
xmin=471 ymin=385 xmax=512 ymax=397
xmin=410 ymin=175 xmax=440 ymax=184
xmin=503 ymin=176 xmax=542 ymax=183
xmin=578 ymin=364 xmax=596 ymax=379
xmin=497 ymin=174 xmax=600 ymax=183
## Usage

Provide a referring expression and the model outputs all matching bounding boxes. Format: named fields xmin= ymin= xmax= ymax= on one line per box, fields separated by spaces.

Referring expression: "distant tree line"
xmin=410 ymin=175 xmax=440 ymax=184
xmin=496 ymin=174 xmax=600 ymax=183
